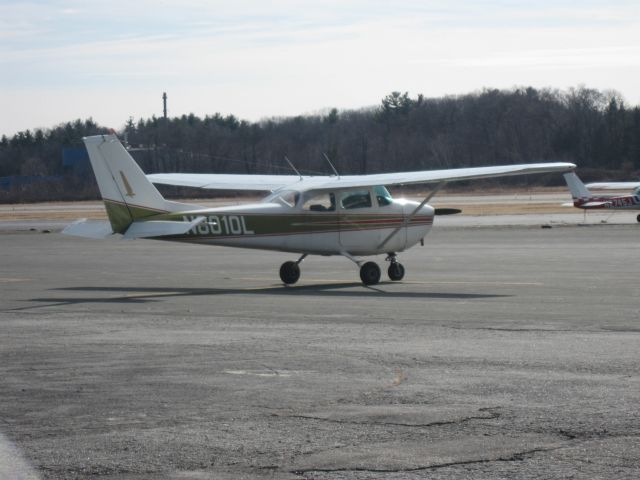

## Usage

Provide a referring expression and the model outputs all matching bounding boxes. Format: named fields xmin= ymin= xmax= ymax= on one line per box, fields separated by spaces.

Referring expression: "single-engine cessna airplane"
xmin=563 ymin=171 xmax=640 ymax=223
xmin=64 ymin=134 xmax=575 ymax=285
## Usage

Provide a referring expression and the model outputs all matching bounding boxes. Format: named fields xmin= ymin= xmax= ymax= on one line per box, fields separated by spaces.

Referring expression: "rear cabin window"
xmin=340 ymin=189 xmax=372 ymax=209
xmin=301 ymin=192 xmax=336 ymax=211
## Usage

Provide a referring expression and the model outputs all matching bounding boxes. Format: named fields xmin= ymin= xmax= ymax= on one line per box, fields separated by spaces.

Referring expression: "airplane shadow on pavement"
xmin=17 ymin=283 xmax=511 ymax=309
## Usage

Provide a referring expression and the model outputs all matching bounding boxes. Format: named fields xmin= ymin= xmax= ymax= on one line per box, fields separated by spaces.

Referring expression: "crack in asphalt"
xmin=447 ymin=325 xmax=576 ymax=333
xmin=289 ymin=432 xmax=640 ymax=476
xmin=291 ymin=445 xmax=563 ymax=475
xmin=553 ymin=429 xmax=640 ymax=441
xmin=279 ymin=406 xmax=501 ymax=429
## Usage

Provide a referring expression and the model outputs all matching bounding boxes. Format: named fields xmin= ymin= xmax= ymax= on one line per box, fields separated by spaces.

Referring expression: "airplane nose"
xmin=403 ymin=201 xmax=434 ymax=221
xmin=421 ymin=204 xmax=435 ymax=217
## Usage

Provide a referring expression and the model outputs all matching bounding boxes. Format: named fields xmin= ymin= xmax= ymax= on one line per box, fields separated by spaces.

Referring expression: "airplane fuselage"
xmin=156 ymin=197 xmax=434 ymax=256
xmin=573 ymin=194 xmax=640 ymax=210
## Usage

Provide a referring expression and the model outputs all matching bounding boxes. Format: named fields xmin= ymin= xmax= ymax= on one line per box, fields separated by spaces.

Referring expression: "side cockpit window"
xmin=340 ymin=189 xmax=372 ymax=209
xmin=302 ymin=191 xmax=336 ymax=211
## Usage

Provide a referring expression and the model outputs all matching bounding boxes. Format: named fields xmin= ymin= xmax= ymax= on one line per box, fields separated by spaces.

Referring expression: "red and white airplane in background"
xmin=563 ymin=172 xmax=640 ymax=222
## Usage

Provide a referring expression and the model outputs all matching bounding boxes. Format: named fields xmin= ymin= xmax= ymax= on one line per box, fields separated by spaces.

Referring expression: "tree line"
xmin=1 ymin=86 xmax=639 ymax=202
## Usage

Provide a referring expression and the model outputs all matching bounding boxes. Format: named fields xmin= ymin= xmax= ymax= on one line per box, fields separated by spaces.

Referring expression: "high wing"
xmin=585 ymin=182 xmax=640 ymax=190
xmin=147 ymin=173 xmax=304 ymax=191
xmin=148 ymin=162 xmax=576 ymax=192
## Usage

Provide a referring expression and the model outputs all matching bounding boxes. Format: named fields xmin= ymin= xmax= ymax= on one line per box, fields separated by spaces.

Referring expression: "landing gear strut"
xmin=279 ymin=254 xmax=307 ymax=285
xmin=386 ymin=253 xmax=405 ymax=281
xmin=281 ymin=252 xmax=408 ymax=286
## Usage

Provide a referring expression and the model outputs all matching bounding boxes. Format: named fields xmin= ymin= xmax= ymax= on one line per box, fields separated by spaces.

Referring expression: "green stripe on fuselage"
xmin=157 ymin=212 xmax=430 ymax=238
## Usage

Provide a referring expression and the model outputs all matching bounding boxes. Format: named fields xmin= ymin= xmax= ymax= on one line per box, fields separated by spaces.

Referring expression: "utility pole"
xmin=162 ymin=92 xmax=167 ymax=119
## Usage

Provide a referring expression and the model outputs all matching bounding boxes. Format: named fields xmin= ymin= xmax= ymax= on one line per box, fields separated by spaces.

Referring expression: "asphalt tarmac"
xmin=1 ymin=222 xmax=639 ymax=479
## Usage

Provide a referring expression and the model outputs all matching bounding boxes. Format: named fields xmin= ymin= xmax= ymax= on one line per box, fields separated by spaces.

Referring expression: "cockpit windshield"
xmin=374 ymin=186 xmax=393 ymax=206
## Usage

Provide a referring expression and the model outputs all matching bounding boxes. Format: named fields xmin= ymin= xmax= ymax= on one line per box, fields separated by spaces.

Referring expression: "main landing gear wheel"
xmin=360 ymin=261 xmax=381 ymax=286
xmin=279 ymin=261 xmax=300 ymax=285
xmin=388 ymin=262 xmax=405 ymax=281
xmin=637 ymin=214 xmax=640 ymax=223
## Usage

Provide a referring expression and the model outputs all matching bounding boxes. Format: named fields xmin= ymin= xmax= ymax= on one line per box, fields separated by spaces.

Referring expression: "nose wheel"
xmin=388 ymin=262 xmax=405 ymax=281
xmin=386 ymin=253 xmax=405 ymax=281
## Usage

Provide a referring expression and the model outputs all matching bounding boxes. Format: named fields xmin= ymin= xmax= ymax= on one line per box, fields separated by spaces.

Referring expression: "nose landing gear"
xmin=279 ymin=252 xmax=407 ymax=286
xmin=358 ymin=253 xmax=405 ymax=285
xmin=386 ymin=253 xmax=405 ymax=281
xmin=349 ymin=252 xmax=405 ymax=285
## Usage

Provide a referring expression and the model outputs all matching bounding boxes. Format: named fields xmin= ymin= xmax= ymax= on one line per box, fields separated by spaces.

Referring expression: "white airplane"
xmin=64 ymin=134 xmax=575 ymax=285
xmin=563 ymin=172 xmax=640 ymax=222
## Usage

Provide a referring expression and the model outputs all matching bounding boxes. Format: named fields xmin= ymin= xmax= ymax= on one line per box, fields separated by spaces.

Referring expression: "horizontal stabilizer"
xmin=123 ymin=216 xmax=205 ymax=239
xmin=62 ymin=219 xmax=113 ymax=239
xmin=562 ymin=200 xmax=611 ymax=208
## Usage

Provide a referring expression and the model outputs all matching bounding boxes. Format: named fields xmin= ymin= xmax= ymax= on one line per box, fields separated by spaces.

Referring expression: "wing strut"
xmin=284 ymin=156 xmax=303 ymax=180
xmin=323 ymin=153 xmax=340 ymax=178
xmin=377 ymin=182 xmax=445 ymax=250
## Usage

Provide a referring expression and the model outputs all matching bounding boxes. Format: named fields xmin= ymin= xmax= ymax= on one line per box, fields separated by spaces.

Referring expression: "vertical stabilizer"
xmin=563 ymin=172 xmax=592 ymax=200
xmin=84 ymin=134 xmax=170 ymax=233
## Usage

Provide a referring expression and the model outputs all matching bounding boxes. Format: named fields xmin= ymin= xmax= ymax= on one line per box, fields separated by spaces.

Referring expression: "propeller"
xmin=434 ymin=208 xmax=462 ymax=215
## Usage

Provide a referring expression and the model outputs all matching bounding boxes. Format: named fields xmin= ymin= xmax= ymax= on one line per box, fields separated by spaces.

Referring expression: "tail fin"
xmin=563 ymin=171 xmax=592 ymax=200
xmin=84 ymin=134 xmax=180 ymax=233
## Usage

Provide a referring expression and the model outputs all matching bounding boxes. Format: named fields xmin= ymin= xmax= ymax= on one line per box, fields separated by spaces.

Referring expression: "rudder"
xmin=563 ymin=171 xmax=592 ymax=200
xmin=84 ymin=134 xmax=171 ymax=233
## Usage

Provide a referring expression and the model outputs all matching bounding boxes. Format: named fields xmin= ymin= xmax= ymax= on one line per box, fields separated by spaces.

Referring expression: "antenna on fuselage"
xmin=323 ymin=153 xmax=340 ymax=178
xmin=284 ymin=156 xmax=303 ymax=180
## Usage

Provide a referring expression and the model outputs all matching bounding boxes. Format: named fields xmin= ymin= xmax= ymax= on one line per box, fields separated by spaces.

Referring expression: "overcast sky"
xmin=1 ymin=0 xmax=639 ymax=136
